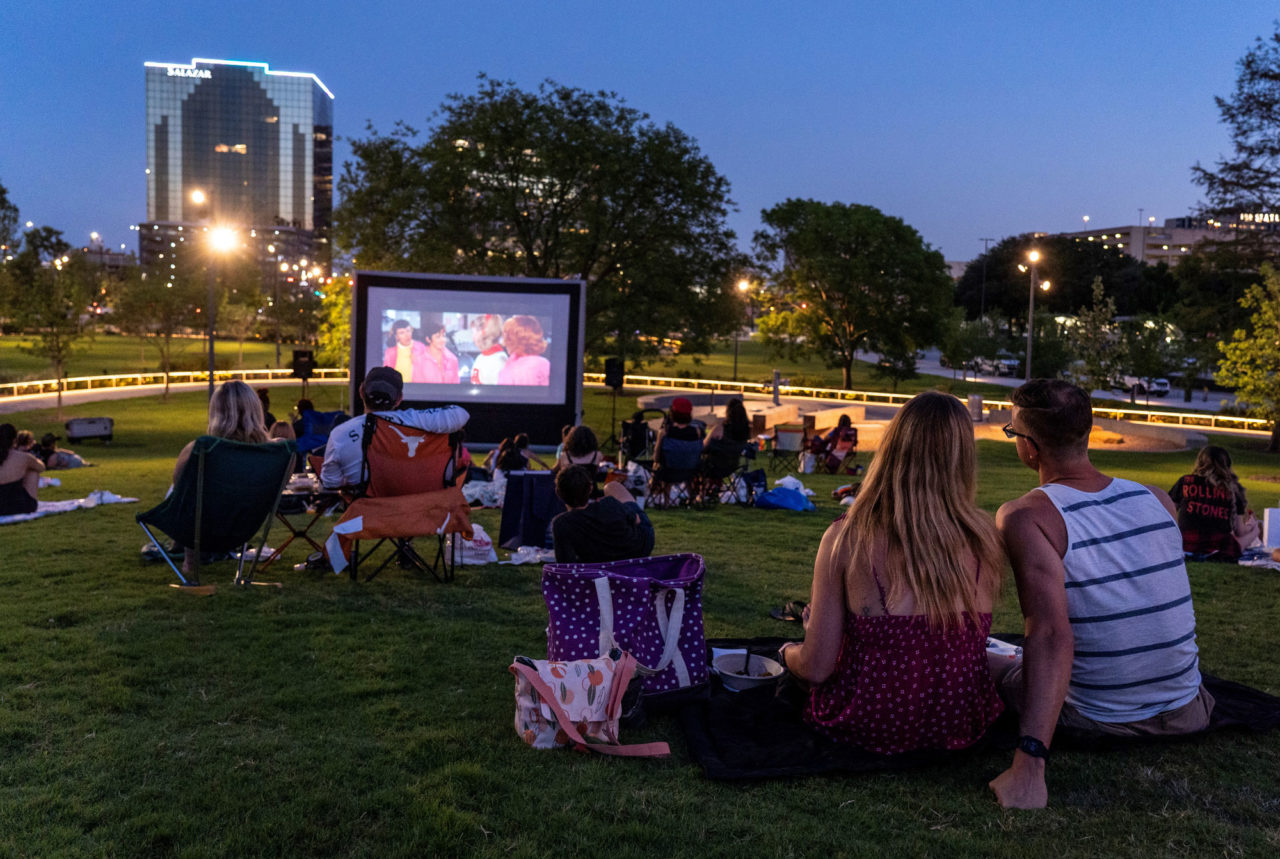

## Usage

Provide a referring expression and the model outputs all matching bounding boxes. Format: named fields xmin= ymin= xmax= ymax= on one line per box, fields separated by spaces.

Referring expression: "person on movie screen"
xmin=496 ymin=315 xmax=550 ymax=386
xmin=383 ymin=319 xmax=430 ymax=382
xmin=470 ymin=313 xmax=508 ymax=384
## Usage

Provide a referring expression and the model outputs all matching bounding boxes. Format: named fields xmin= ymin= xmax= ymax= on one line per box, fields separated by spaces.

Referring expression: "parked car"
xmin=1126 ymin=376 xmax=1170 ymax=397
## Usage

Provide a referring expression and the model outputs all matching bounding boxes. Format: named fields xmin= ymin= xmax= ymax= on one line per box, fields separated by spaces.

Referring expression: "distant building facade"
xmin=138 ymin=58 xmax=334 ymax=285
xmin=1048 ymin=215 xmax=1278 ymax=267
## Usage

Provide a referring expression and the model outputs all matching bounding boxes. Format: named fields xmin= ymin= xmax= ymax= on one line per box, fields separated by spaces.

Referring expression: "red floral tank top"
xmin=804 ymin=566 xmax=1003 ymax=754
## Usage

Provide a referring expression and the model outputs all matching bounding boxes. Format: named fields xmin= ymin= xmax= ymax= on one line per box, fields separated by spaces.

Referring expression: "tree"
xmin=218 ymin=293 xmax=259 ymax=368
xmin=0 ymin=181 xmax=18 ymax=256
xmin=1066 ymin=277 xmax=1126 ymax=397
xmin=1121 ymin=315 xmax=1177 ymax=404
xmin=1193 ymin=26 xmax=1280 ymax=252
xmin=1217 ymin=265 xmax=1280 ymax=452
xmin=752 ymin=199 xmax=952 ymax=389
xmin=11 ymin=227 xmax=94 ymax=417
xmin=336 ymin=76 xmax=745 ymax=367
xmin=955 ymin=234 xmax=1165 ymax=323
xmin=112 ymin=262 xmax=201 ymax=396
xmin=316 ymin=275 xmax=352 ymax=367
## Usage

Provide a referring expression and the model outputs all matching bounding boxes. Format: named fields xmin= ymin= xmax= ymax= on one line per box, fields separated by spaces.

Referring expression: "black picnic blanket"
xmin=678 ymin=636 xmax=1280 ymax=781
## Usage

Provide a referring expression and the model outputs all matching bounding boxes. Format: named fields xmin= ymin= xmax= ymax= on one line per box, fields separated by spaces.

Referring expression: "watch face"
xmin=1018 ymin=735 xmax=1049 ymax=758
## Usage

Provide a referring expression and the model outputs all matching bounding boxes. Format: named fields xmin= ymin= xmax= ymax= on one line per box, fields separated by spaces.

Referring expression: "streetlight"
xmin=734 ymin=278 xmax=752 ymax=382
xmin=206 ymin=226 xmax=238 ymax=399
xmin=1017 ymin=250 xmax=1050 ymax=382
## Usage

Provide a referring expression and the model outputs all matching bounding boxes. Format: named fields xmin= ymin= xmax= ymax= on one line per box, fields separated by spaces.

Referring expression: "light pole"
xmin=206 ymin=226 xmax=238 ymax=399
xmin=734 ymin=278 xmax=752 ymax=381
xmin=1018 ymin=250 xmax=1050 ymax=382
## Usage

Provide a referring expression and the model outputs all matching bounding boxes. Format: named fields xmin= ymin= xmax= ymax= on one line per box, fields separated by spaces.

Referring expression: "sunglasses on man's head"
xmin=1002 ymin=423 xmax=1039 ymax=451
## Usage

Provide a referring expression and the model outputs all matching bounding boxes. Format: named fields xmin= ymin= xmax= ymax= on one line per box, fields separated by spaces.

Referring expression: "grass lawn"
xmin=1 ymin=387 xmax=1279 ymax=856
xmin=0 ymin=334 xmax=292 ymax=383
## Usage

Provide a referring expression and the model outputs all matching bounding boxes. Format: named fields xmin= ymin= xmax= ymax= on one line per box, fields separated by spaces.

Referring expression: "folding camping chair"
xmin=137 ymin=436 xmax=296 ymax=592
xmin=767 ymin=423 xmax=807 ymax=475
xmin=695 ymin=437 xmax=757 ymax=507
xmin=294 ymin=409 xmax=347 ymax=455
xmin=620 ymin=408 xmax=665 ymax=470
xmin=650 ymin=435 xmax=703 ymax=508
xmin=338 ymin=413 xmax=473 ymax=582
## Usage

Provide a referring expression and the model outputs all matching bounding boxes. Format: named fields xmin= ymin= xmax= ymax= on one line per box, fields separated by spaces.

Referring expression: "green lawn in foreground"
xmin=1 ymin=390 xmax=1279 ymax=855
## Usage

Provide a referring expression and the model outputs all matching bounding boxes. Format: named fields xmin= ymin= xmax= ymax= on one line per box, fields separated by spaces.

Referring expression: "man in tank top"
xmin=989 ymin=379 xmax=1213 ymax=809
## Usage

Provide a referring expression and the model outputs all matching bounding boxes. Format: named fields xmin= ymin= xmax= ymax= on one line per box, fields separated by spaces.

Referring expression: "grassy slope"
xmin=0 ymin=390 xmax=1278 ymax=855
xmin=0 ymin=335 xmax=288 ymax=382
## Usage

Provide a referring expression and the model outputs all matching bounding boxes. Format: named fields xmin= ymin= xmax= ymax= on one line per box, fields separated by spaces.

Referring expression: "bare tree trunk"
xmin=1269 ymin=422 xmax=1280 ymax=454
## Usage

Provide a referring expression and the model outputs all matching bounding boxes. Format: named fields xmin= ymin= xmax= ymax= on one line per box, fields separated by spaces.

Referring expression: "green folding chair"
xmin=137 ymin=436 xmax=296 ymax=591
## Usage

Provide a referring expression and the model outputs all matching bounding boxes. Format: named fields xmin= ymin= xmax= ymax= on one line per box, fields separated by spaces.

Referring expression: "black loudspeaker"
xmin=291 ymin=349 xmax=316 ymax=380
xmin=604 ymin=357 xmax=624 ymax=390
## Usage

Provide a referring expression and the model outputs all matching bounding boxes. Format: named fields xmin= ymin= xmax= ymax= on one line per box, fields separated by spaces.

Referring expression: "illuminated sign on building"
xmin=1238 ymin=212 xmax=1280 ymax=223
xmin=166 ymin=67 xmax=212 ymax=79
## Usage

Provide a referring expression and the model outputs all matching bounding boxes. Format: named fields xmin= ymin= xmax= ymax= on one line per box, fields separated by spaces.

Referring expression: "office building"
xmin=138 ymin=57 xmax=333 ymax=285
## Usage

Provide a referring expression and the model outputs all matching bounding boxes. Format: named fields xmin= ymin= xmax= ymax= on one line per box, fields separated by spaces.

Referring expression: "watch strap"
xmin=1017 ymin=734 xmax=1050 ymax=759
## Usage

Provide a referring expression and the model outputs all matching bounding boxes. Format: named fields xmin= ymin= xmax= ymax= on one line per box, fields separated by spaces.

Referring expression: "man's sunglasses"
xmin=1002 ymin=423 xmax=1039 ymax=451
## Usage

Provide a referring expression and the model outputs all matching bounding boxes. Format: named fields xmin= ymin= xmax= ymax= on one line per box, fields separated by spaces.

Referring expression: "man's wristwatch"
xmin=1016 ymin=735 xmax=1050 ymax=760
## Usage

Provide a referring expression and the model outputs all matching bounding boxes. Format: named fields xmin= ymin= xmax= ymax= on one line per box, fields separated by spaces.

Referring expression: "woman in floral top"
xmin=779 ymin=392 xmax=1006 ymax=754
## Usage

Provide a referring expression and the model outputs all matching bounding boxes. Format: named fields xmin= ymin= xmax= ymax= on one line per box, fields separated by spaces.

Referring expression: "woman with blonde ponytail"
xmin=778 ymin=391 xmax=1006 ymax=754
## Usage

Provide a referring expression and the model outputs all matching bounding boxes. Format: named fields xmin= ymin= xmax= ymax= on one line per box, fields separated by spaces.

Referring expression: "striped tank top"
xmin=1037 ymin=478 xmax=1202 ymax=723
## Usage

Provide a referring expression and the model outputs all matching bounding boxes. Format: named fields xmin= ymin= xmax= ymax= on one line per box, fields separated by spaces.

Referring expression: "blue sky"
xmin=1 ymin=1 xmax=1275 ymax=263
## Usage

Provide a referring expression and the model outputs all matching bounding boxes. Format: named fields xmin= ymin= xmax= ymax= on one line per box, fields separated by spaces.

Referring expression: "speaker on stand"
xmin=291 ymin=349 xmax=315 ymax=398
xmin=603 ymin=357 xmax=624 ymax=451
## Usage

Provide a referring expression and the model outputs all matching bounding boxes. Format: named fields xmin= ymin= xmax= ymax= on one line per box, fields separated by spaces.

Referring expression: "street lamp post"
xmin=734 ymin=278 xmax=752 ymax=381
xmin=206 ymin=227 xmax=238 ymax=399
xmin=1020 ymin=250 xmax=1051 ymax=382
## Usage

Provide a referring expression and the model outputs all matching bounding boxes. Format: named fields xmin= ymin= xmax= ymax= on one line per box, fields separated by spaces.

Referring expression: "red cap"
xmin=671 ymin=397 xmax=693 ymax=417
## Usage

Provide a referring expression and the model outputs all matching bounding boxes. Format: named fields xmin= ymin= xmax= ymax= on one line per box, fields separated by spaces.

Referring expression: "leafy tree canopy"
xmin=955 ymin=234 xmax=1171 ymax=322
xmin=1218 ymin=265 xmax=1280 ymax=451
xmin=1066 ymin=277 xmax=1127 ymax=396
xmin=1194 ymin=26 xmax=1280 ymax=217
xmin=752 ymin=199 xmax=952 ymax=389
xmin=335 ymin=76 xmax=746 ymax=366
xmin=0 ymin=181 xmax=18 ymax=254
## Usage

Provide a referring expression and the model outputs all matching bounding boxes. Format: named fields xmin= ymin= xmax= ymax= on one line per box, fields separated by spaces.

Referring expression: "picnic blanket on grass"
xmin=679 ymin=636 xmax=1280 ymax=780
xmin=0 ymin=490 xmax=138 ymax=526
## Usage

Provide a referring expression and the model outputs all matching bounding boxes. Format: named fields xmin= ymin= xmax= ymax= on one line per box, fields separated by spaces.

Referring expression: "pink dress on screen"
xmin=804 ymin=566 xmax=1002 ymax=754
xmin=497 ymin=354 xmax=550 ymax=386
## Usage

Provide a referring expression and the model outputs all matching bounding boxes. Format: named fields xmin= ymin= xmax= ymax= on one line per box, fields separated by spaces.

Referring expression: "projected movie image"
xmin=365 ymin=286 xmax=569 ymax=407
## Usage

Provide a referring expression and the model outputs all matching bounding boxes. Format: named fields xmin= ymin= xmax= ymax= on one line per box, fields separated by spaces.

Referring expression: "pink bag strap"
xmin=510 ymin=659 xmax=670 ymax=758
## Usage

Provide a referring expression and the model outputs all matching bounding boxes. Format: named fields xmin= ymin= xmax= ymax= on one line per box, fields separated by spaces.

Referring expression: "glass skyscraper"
xmin=139 ymin=57 xmax=334 ymax=276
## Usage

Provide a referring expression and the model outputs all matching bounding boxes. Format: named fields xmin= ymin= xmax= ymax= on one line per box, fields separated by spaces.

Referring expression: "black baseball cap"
xmin=363 ymin=367 xmax=403 ymax=408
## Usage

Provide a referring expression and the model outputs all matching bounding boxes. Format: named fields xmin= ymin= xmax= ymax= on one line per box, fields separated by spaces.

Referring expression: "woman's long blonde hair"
xmin=208 ymin=380 xmax=269 ymax=443
xmin=834 ymin=391 xmax=1003 ymax=628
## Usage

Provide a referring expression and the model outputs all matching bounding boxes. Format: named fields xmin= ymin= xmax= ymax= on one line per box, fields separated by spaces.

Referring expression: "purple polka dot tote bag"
xmin=543 ymin=553 xmax=708 ymax=703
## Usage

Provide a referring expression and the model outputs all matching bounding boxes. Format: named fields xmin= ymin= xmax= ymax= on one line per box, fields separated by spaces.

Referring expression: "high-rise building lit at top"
xmin=139 ymin=57 xmax=334 ymax=275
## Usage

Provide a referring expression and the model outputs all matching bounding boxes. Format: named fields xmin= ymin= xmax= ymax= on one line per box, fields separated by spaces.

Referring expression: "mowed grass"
xmin=1 ymin=386 xmax=1279 ymax=856
xmin=0 ymin=335 xmax=290 ymax=383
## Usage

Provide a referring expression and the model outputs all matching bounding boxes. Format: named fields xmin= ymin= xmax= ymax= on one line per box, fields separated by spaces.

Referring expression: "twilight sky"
xmin=2 ymin=1 xmax=1275 ymax=264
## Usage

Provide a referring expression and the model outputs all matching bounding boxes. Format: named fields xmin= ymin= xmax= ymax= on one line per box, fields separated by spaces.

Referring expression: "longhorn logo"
xmin=388 ymin=424 xmax=423 ymax=457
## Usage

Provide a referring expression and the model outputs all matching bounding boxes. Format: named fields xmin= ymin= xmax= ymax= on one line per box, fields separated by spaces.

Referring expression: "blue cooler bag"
xmin=542 ymin=553 xmax=708 ymax=706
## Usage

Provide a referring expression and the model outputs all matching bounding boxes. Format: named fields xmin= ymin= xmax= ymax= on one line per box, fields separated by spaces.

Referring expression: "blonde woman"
xmin=779 ymin=391 xmax=1005 ymax=754
xmin=470 ymin=313 xmax=508 ymax=384
xmin=170 ymin=380 xmax=270 ymax=580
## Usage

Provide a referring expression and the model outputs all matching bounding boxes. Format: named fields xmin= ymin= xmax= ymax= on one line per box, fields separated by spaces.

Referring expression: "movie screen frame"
xmin=351 ymin=271 xmax=586 ymax=447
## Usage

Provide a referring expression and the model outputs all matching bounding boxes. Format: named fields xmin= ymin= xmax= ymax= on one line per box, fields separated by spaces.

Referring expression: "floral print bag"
xmin=510 ymin=650 xmax=670 ymax=757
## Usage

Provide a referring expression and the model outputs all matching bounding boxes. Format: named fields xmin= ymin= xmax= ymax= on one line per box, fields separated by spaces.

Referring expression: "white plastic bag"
xmin=448 ymin=522 xmax=499 ymax=565
xmin=774 ymin=475 xmax=816 ymax=496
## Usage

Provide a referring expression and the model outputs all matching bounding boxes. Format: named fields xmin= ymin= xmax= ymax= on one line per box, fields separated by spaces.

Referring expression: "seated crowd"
xmin=152 ymin=371 xmax=1222 ymax=809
